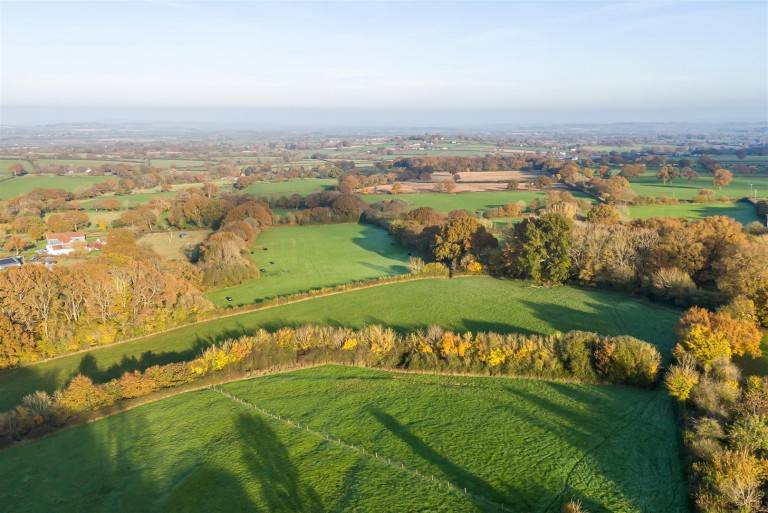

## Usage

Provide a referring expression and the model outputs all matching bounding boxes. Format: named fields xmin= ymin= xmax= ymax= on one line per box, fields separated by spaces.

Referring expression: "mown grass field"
xmin=626 ymin=173 xmax=767 ymax=201
xmin=0 ymin=174 xmax=111 ymax=199
xmin=139 ymin=229 xmax=212 ymax=260
xmin=0 ymin=277 xmax=682 ymax=411
xmin=626 ymin=201 xmax=759 ymax=224
xmin=0 ymin=159 xmax=34 ymax=174
xmin=241 ymin=178 xmax=337 ymax=196
xmin=207 ymin=224 xmax=411 ymax=306
xmin=361 ymin=190 xmax=593 ymax=214
xmin=147 ymin=159 xmax=211 ymax=169
xmin=0 ymin=365 xmax=688 ymax=513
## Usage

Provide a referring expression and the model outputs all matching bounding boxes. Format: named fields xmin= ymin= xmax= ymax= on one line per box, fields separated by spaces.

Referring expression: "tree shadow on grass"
xmin=75 ymin=338 xmax=211 ymax=383
xmin=0 ymin=364 xmax=63 ymax=412
xmin=234 ymin=413 xmax=324 ymax=513
xmin=367 ymin=407 xmax=519 ymax=512
xmin=351 ymin=224 xmax=410 ymax=260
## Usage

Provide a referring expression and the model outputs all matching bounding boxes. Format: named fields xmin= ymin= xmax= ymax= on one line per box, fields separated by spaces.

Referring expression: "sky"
xmin=1 ymin=0 xmax=767 ymax=126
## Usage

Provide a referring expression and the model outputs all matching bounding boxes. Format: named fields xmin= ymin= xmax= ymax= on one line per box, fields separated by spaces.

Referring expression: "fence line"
xmin=209 ymin=385 xmax=513 ymax=512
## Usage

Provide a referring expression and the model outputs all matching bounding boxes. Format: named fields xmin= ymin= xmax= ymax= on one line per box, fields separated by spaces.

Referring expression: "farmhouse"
xmin=46 ymin=231 xmax=86 ymax=256
xmin=0 ymin=256 xmax=23 ymax=271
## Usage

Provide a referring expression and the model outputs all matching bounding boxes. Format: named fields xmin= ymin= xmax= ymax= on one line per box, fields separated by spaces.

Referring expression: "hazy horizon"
xmin=2 ymin=0 xmax=767 ymax=127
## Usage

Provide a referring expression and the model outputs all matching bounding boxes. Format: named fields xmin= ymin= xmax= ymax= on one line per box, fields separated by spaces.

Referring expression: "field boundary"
xmin=1 ymin=362 xmax=650 ymax=451
xmin=3 ymin=274 xmax=462 ymax=371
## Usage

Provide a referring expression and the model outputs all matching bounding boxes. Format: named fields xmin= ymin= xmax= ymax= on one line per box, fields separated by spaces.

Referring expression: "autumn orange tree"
xmin=712 ymin=169 xmax=733 ymax=189
xmin=3 ymin=235 xmax=33 ymax=255
xmin=673 ymin=305 xmax=762 ymax=366
xmin=432 ymin=217 xmax=496 ymax=265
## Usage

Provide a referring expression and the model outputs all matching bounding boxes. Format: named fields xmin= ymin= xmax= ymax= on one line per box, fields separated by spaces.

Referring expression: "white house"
xmin=46 ymin=232 xmax=86 ymax=256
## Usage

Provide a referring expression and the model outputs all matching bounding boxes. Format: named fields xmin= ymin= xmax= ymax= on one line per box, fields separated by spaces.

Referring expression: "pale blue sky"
xmin=1 ymin=1 xmax=766 ymax=125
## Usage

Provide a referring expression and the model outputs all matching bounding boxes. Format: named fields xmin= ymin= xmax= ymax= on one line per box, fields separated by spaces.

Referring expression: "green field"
xmin=208 ymin=224 xmax=411 ymax=306
xmin=34 ymin=158 xmax=142 ymax=167
xmin=147 ymin=159 xmax=211 ymax=169
xmin=627 ymin=173 xmax=767 ymax=201
xmin=0 ymin=159 xmax=34 ymax=174
xmin=242 ymin=178 xmax=337 ymax=196
xmin=627 ymin=201 xmax=759 ymax=224
xmin=0 ymin=277 xmax=681 ymax=411
xmin=0 ymin=174 xmax=112 ymax=199
xmin=0 ymin=365 xmax=687 ymax=513
xmin=139 ymin=229 xmax=212 ymax=260
xmin=80 ymin=191 xmax=179 ymax=210
xmin=361 ymin=190 xmax=593 ymax=214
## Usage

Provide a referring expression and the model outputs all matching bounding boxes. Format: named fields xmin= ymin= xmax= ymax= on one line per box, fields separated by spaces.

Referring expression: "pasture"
xmin=0 ymin=159 xmax=34 ymax=174
xmin=0 ymin=277 xmax=682 ymax=410
xmin=362 ymin=190 xmax=593 ymax=214
xmin=0 ymin=366 xmax=688 ymax=513
xmin=627 ymin=201 xmax=759 ymax=224
xmin=627 ymin=173 xmax=767 ymax=201
xmin=147 ymin=159 xmax=211 ymax=169
xmin=0 ymin=174 xmax=111 ymax=199
xmin=138 ymin=229 xmax=212 ymax=260
xmin=241 ymin=178 xmax=337 ymax=196
xmin=207 ymin=224 xmax=411 ymax=306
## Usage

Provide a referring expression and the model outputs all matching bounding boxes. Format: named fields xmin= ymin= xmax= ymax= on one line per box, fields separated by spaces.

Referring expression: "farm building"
xmin=46 ymin=231 xmax=86 ymax=256
xmin=0 ymin=256 xmax=23 ymax=271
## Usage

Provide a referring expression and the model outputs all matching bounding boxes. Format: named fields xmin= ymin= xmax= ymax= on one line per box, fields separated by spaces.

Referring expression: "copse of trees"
xmin=0 ymin=247 xmax=211 ymax=368
xmin=584 ymin=176 xmax=637 ymax=204
xmin=566 ymin=215 xmax=767 ymax=312
xmin=385 ymin=206 xmax=496 ymax=271
xmin=0 ymin=325 xmax=662 ymax=441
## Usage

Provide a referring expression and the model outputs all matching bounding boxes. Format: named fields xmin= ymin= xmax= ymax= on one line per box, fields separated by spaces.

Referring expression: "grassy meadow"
xmin=0 ymin=159 xmax=34 ymax=174
xmin=0 ymin=277 xmax=682 ymax=410
xmin=0 ymin=174 xmax=112 ymax=199
xmin=626 ymin=173 xmax=767 ymax=201
xmin=139 ymin=229 xmax=212 ymax=260
xmin=241 ymin=178 xmax=337 ymax=196
xmin=207 ymin=224 xmax=411 ymax=306
xmin=361 ymin=190 xmax=593 ymax=214
xmin=0 ymin=365 xmax=688 ymax=513
xmin=626 ymin=201 xmax=759 ymax=224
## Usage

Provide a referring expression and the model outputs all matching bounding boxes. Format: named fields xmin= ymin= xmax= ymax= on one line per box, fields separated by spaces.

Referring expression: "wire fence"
xmin=209 ymin=385 xmax=514 ymax=512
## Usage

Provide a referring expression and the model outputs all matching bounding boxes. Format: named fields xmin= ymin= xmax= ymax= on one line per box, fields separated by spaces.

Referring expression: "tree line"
xmin=0 ymin=325 xmax=662 ymax=442
xmin=665 ymin=300 xmax=767 ymax=512
xmin=0 ymin=230 xmax=211 ymax=368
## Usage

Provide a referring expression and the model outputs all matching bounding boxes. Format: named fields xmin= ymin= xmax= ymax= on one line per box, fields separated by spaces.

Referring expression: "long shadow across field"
xmin=235 ymin=413 xmax=324 ymax=512
xmin=500 ymin=381 xmax=687 ymax=512
xmin=368 ymin=407 xmax=535 ymax=512
xmin=74 ymin=338 xmax=208 ymax=383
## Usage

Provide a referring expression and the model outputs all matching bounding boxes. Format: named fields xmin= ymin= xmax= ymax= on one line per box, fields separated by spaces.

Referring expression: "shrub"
xmin=596 ymin=336 xmax=661 ymax=387
xmin=202 ymin=262 xmax=259 ymax=289
xmin=144 ymin=362 xmax=197 ymax=388
xmin=556 ymin=331 xmax=600 ymax=381
xmin=407 ymin=256 xmax=424 ymax=274
xmin=666 ymin=354 xmax=700 ymax=401
xmin=117 ymin=371 xmax=160 ymax=399
xmin=56 ymin=375 xmax=116 ymax=413
xmin=650 ymin=267 xmax=696 ymax=304
xmin=421 ymin=262 xmax=449 ymax=276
